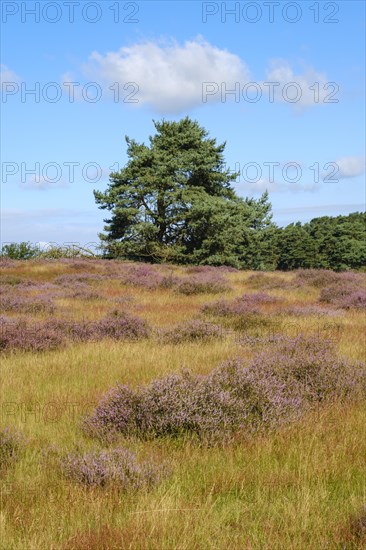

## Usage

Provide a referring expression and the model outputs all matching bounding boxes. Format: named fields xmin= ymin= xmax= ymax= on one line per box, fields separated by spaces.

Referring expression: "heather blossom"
xmin=175 ymin=272 xmax=230 ymax=295
xmin=83 ymin=336 xmax=365 ymax=442
xmin=160 ymin=319 xmax=223 ymax=344
xmin=202 ymin=292 xmax=279 ymax=317
xmin=61 ymin=447 xmax=167 ymax=489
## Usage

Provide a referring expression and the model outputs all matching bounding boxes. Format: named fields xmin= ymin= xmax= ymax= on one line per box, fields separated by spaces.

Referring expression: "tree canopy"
xmin=92 ymin=117 xmax=365 ymax=270
xmin=94 ymin=117 xmax=273 ymax=266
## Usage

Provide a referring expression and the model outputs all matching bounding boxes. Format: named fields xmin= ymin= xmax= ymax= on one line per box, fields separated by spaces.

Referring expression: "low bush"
xmin=61 ymin=447 xmax=167 ymax=489
xmin=94 ymin=310 xmax=151 ymax=340
xmin=281 ymin=305 xmax=343 ymax=317
xmin=203 ymin=292 xmax=278 ymax=317
xmin=0 ymin=319 xmax=65 ymax=352
xmin=0 ymin=311 xmax=150 ymax=353
xmin=294 ymin=269 xmax=341 ymax=288
xmin=64 ymin=282 xmax=102 ymax=300
xmin=319 ymin=279 xmax=366 ymax=309
xmin=246 ymin=273 xmax=288 ymax=289
xmin=0 ymin=295 xmax=55 ymax=314
xmin=84 ymin=336 xmax=365 ymax=442
xmin=160 ymin=319 xmax=223 ymax=344
xmin=119 ymin=264 xmax=176 ymax=289
xmin=54 ymin=273 xmax=104 ymax=286
xmin=175 ymin=273 xmax=230 ymax=295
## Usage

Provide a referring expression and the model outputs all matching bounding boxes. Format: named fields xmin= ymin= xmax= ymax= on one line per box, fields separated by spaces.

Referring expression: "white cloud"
xmin=264 ymin=59 xmax=333 ymax=109
xmin=84 ymin=37 xmax=250 ymax=113
xmin=334 ymin=156 xmax=365 ymax=178
xmin=76 ymin=39 xmax=335 ymax=114
xmin=0 ymin=64 xmax=20 ymax=83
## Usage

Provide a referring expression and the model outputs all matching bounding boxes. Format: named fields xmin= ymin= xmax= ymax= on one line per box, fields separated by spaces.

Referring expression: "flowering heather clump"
xmin=0 ymin=274 xmax=32 ymax=286
xmin=175 ymin=273 xmax=230 ymax=295
xmin=0 ymin=427 xmax=26 ymax=469
xmin=47 ymin=319 xmax=97 ymax=342
xmin=0 ymin=310 xmax=150 ymax=352
xmin=0 ymin=258 xmax=17 ymax=268
xmin=83 ymin=384 xmax=138 ymax=440
xmin=16 ymin=281 xmax=60 ymax=292
xmin=49 ymin=311 xmax=150 ymax=343
xmin=338 ymin=290 xmax=366 ymax=309
xmin=54 ymin=273 xmax=104 ymax=286
xmin=0 ymin=319 xmax=65 ymax=353
xmin=247 ymin=336 xmax=365 ymax=408
xmin=61 ymin=447 xmax=167 ymax=489
xmin=0 ymin=294 xmax=55 ymax=314
xmin=294 ymin=269 xmax=341 ymax=288
xmin=282 ymin=305 xmax=343 ymax=317
xmin=160 ymin=319 xmax=223 ymax=344
xmin=235 ymin=334 xmax=287 ymax=347
xmin=0 ymin=314 xmax=12 ymax=324
xmin=94 ymin=310 xmax=151 ymax=341
xmin=0 ymin=285 xmax=8 ymax=295
xmin=57 ymin=258 xmax=106 ymax=267
xmin=67 ymin=259 xmax=103 ymax=271
xmin=65 ymin=283 xmax=102 ymax=300
xmin=120 ymin=264 xmax=176 ymax=289
xmin=203 ymin=292 xmax=278 ymax=316
xmin=84 ymin=336 xmax=365 ymax=441
xmin=319 ymin=279 xmax=366 ymax=309
xmin=246 ymin=273 xmax=288 ymax=290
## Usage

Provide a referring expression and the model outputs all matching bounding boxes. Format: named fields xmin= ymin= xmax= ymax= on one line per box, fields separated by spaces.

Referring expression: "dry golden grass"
xmin=1 ymin=261 xmax=365 ymax=549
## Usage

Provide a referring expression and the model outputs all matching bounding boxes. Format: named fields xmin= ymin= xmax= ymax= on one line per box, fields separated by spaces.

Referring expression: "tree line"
xmin=3 ymin=118 xmax=365 ymax=271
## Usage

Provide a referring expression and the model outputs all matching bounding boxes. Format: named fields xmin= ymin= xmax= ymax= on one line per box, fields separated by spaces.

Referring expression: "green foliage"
xmin=1 ymin=242 xmax=101 ymax=261
xmin=38 ymin=245 xmax=100 ymax=260
xmin=276 ymin=213 xmax=366 ymax=271
xmin=94 ymin=117 xmax=365 ymax=271
xmin=305 ymin=213 xmax=366 ymax=271
xmin=6 ymin=122 xmax=364 ymax=271
xmin=94 ymin=117 xmax=274 ymax=266
xmin=276 ymin=223 xmax=317 ymax=270
xmin=1 ymin=241 xmax=39 ymax=260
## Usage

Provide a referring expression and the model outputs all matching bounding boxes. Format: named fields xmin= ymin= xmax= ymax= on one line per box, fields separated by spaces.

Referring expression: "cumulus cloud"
xmin=75 ymin=39 xmax=335 ymax=114
xmin=334 ymin=156 xmax=365 ymax=178
xmin=263 ymin=59 xmax=335 ymax=110
xmin=83 ymin=37 xmax=250 ymax=113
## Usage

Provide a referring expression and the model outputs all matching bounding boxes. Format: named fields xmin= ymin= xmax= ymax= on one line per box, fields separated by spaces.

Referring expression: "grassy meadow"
xmin=0 ymin=259 xmax=365 ymax=549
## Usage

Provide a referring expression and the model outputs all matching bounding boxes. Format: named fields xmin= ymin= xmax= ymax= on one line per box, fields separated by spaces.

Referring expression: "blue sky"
xmin=1 ymin=0 xmax=365 ymax=247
